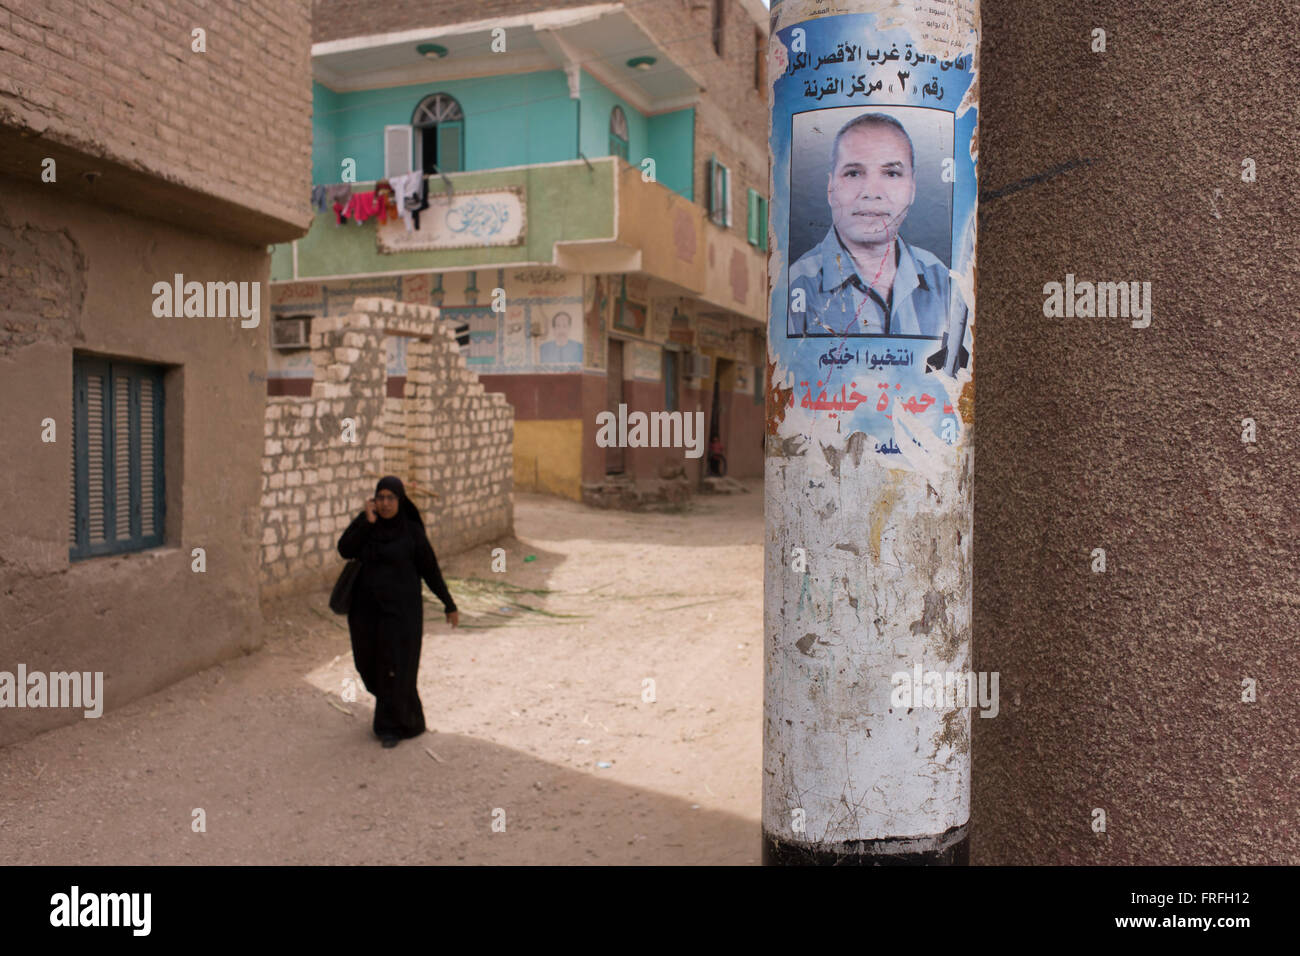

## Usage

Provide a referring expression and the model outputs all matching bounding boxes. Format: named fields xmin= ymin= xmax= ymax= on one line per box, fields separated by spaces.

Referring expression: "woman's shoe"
xmin=380 ymin=735 xmax=400 ymax=748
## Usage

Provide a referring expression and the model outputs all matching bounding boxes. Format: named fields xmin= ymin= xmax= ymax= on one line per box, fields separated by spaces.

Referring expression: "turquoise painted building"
xmin=308 ymin=71 xmax=693 ymax=197
xmin=272 ymin=3 xmax=771 ymax=501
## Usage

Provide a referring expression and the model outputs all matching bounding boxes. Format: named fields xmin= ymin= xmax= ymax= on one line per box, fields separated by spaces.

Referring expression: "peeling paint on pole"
xmin=763 ymin=0 xmax=979 ymax=864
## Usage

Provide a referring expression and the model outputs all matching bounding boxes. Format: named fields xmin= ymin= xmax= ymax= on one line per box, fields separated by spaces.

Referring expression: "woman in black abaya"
xmin=337 ymin=476 xmax=459 ymax=748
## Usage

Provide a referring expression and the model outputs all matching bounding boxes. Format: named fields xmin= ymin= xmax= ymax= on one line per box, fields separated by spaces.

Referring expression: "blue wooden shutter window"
xmin=71 ymin=356 xmax=165 ymax=560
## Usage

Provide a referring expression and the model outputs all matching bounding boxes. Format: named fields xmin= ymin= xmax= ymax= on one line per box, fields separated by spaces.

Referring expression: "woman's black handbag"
xmin=329 ymin=560 xmax=361 ymax=614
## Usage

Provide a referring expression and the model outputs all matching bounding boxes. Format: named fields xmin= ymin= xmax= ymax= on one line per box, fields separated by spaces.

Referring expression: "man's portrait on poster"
xmin=538 ymin=310 xmax=583 ymax=364
xmin=787 ymin=107 xmax=960 ymax=342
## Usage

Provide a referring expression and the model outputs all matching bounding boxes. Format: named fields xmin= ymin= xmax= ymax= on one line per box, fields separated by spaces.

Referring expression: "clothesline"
xmin=310 ymin=171 xmax=431 ymax=231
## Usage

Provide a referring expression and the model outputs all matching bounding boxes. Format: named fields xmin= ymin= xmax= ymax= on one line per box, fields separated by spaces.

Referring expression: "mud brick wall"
xmin=260 ymin=297 xmax=514 ymax=598
xmin=0 ymin=0 xmax=312 ymax=233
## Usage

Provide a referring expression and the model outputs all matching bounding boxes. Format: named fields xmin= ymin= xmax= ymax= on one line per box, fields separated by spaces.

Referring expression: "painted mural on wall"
xmin=627 ymin=342 xmax=663 ymax=382
xmin=625 ymin=275 xmax=650 ymax=302
xmin=442 ymin=268 xmax=584 ymax=373
xmin=648 ymin=297 xmax=674 ymax=343
xmin=269 ymin=267 xmax=764 ymax=382
xmin=768 ymin=4 xmax=977 ymax=474
xmin=696 ymin=314 xmax=731 ymax=352
xmin=535 ymin=309 xmax=583 ymax=364
xmin=402 ymin=273 xmax=433 ymax=304
xmin=453 ymin=306 xmax=498 ymax=366
xmin=270 ymin=276 xmax=418 ymax=380
xmin=270 ymin=268 xmax=584 ymax=377
xmin=613 ymin=297 xmax=648 ymax=336
xmin=502 ymin=303 xmax=527 ymax=366
xmin=667 ymin=305 xmax=695 ymax=347
xmin=511 ymin=267 xmax=583 ymax=366
xmin=376 ymin=187 xmax=526 ymax=253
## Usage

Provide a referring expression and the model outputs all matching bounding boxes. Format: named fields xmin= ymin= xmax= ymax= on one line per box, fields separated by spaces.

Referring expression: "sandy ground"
xmin=0 ymin=483 xmax=764 ymax=865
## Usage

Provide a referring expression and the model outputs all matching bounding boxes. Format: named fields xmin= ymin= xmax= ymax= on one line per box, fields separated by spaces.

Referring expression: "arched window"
xmin=609 ymin=105 xmax=629 ymax=161
xmin=412 ymin=93 xmax=464 ymax=174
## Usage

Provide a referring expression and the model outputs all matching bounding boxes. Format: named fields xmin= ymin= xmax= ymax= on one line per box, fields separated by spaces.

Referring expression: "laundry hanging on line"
xmin=326 ymin=183 xmax=354 ymax=224
xmin=314 ymin=181 xmax=403 ymax=225
xmin=387 ymin=171 xmax=429 ymax=231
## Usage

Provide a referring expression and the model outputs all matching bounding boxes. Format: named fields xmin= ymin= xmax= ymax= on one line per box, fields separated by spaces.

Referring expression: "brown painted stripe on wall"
xmin=478 ymin=373 xmax=586 ymax=419
xmin=267 ymin=378 xmax=312 ymax=397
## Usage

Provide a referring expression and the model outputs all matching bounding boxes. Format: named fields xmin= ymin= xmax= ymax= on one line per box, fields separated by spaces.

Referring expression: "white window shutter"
xmin=384 ymin=125 xmax=413 ymax=178
xmin=724 ymin=167 xmax=732 ymax=227
xmin=707 ymin=157 xmax=717 ymax=219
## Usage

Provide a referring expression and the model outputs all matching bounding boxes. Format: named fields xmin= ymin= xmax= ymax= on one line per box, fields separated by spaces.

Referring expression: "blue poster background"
xmin=769 ymin=11 xmax=977 ymax=465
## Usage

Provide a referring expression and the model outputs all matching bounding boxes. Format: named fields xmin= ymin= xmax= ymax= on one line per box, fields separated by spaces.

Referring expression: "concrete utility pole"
xmin=763 ymin=0 xmax=980 ymax=864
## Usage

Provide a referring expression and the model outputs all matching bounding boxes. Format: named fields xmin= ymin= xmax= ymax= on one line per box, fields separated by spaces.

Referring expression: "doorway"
xmin=708 ymin=358 xmax=733 ymax=477
xmin=605 ymin=339 xmax=625 ymax=475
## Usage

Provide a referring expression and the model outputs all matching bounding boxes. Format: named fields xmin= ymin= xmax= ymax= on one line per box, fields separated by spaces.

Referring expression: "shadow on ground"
xmin=0 ymin=482 xmax=765 ymax=864
xmin=0 ymin=638 xmax=757 ymax=865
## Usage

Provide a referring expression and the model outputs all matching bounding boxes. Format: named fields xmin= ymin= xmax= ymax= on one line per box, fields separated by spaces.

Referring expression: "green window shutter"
xmin=723 ymin=165 xmax=731 ymax=227
xmin=72 ymin=358 xmax=107 ymax=553
xmin=707 ymin=156 xmax=718 ymax=220
xmin=760 ymin=196 xmax=769 ymax=250
xmin=72 ymin=356 xmax=165 ymax=561
xmin=747 ymin=189 xmax=759 ymax=245
xmin=113 ymin=372 xmax=131 ymax=541
xmin=140 ymin=374 xmax=160 ymax=538
xmin=609 ymin=106 xmax=630 ymax=162
xmin=67 ymin=381 xmax=77 ymax=548
xmin=437 ymin=121 xmax=463 ymax=172
xmin=664 ymin=350 xmax=678 ymax=412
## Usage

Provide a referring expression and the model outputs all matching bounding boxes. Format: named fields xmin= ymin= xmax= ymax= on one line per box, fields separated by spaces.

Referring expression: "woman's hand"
xmin=365 ymin=498 xmax=377 ymax=523
xmin=446 ymin=611 xmax=460 ymax=628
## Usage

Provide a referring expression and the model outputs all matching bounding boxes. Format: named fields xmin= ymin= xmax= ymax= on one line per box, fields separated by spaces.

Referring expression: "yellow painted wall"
xmin=514 ymin=419 xmax=584 ymax=500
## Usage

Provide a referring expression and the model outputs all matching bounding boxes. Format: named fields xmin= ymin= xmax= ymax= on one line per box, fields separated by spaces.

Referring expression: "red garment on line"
xmin=342 ymin=191 xmax=383 ymax=224
xmin=375 ymin=181 xmax=397 ymax=225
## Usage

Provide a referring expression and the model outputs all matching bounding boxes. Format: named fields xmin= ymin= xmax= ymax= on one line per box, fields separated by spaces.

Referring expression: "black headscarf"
xmin=374 ymin=475 xmax=425 ymax=538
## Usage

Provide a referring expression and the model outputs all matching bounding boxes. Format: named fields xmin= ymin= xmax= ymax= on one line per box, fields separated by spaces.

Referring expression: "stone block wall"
xmin=259 ymin=297 xmax=513 ymax=598
xmin=382 ymin=396 xmax=410 ymax=481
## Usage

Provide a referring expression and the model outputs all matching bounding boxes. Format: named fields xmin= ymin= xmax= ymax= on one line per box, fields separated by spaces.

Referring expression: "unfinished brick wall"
xmin=260 ymin=297 xmax=513 ymax=598
xmin=381 ymin=396 xmax=410 ymax=481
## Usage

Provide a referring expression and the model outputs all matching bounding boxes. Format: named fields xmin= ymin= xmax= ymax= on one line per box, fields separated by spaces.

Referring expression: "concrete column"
xmin=763 ymin=0 xmax=980 ymax=864
xmin=972 ymin=0 xmax=1298 ymax=865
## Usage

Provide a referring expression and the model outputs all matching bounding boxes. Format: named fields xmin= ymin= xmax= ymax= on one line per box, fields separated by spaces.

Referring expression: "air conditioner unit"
xmin=271 ymin=316 xmax=310 ymax=349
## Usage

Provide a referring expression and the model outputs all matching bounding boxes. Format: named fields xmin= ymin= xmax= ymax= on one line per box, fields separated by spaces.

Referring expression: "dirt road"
xmin=0 ymin=483 xmax=764 ymax=864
